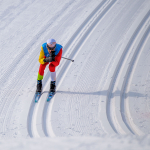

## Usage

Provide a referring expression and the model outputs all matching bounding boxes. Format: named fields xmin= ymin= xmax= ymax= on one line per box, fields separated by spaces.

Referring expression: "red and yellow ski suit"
xmin=37 ymin=43 xmax=62 ymax=80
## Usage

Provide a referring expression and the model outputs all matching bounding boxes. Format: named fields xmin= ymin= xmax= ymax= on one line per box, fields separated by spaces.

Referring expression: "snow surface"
xmin=0 ymin=0 xmax=150 ymax=149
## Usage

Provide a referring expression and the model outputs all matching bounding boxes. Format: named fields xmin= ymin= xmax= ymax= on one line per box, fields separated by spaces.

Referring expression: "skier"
xmin=36 ymin=38 xmax=63 ymax=93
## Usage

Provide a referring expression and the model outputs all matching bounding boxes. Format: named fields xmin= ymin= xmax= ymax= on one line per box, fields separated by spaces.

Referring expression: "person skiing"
xmin=36 ymin=38 xmax=63 ymax=93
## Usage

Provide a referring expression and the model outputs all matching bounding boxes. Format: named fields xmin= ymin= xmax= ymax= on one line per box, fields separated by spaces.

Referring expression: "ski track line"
xmin=26 ymin=0 xmax=91 ymax=138
xmin=27 ymin=0 xmax=89 ymax=138
xmin=37 ymin=0 xmax=110 ymax=137
xmin=42 ymin=0 xmax=109 ymax=137
xmin=42 ymin=0 xmax=117 ymax=137
xmin=1 ymin=1 xmax=81 ymax=139
xmin=121 ymin=23 xmax=150 ymax=136
xmin=0 ymin=1 xmax=76 ymax=138
xmin=106 ymin=10 xmax=150 ymax=135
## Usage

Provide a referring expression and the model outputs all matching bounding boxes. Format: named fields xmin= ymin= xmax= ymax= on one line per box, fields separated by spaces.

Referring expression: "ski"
xmin=35 ymin=92 xmax=41 ymax=103
xmin=47 ymin=92 xmax=55 ymax=102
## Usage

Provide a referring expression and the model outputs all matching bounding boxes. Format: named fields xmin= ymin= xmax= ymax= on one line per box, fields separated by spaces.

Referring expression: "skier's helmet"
xmin=47 ymin=39 xmax=56 ymax=50
xmin=47 ymin=39 xmax=56 ymax=47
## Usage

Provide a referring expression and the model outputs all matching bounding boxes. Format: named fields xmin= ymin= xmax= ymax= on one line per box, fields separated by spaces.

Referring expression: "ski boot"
xmin=50 ymin=81 xmax=56 ymax=92
xmin=36 ymin=80 xmax=42 ymax=93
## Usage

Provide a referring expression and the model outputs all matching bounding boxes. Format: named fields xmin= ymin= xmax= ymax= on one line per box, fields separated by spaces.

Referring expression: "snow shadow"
xmin=54 ymin=90 xmax=145 ymax=98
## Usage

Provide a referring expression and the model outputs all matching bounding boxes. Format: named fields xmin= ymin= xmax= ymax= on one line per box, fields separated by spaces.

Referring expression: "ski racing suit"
xmin=37 ymin=43 xmax=63 ymax=81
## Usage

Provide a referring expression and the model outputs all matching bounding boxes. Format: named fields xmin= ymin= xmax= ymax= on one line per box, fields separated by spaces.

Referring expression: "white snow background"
xmin=0 ymin=0 xmax=150 ymax=149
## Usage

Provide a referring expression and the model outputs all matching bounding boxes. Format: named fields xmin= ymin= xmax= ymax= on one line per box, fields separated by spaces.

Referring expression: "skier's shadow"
xmin=41 ymin=91 xmax=49 ymax=94
xmin=52 ymin=90 xmax=145 ymax=98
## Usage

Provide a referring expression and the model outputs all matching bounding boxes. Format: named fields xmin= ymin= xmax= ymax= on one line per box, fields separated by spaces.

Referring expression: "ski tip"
xmin=35 ymin=98 xmax=39 ymax=103
xmin=47 ymin=92 xmax=55 ymax=102
xmin=47 ymin=98 xmax=51 ymax=102
xmin=35 ymin=92 xmax=41 ymax=103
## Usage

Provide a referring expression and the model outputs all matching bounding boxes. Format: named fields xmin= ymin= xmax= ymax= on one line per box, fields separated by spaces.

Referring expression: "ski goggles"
xmin=47 ymin=44 xmax=56 ymax=50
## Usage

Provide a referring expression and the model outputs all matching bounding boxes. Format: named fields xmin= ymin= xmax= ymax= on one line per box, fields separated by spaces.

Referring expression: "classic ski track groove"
xmin=120 ymin=22 xmax=150 ymax=135
xmin=0 ymin=0 xmax=77 ymax=138
xmin=26 ymin=0 xmax=90 ymax=137
xmin=26 ymin=0 xmax=108 ymax=137
xmin=26 ymin=0 xmax=117 ymax=137
xmin=42 ymin=0 xmax=117 ymax=137
xmin=106 ymin=10 xmax=150 ymax=135
xmin=1 ymin=0 xmax=149 ymax=139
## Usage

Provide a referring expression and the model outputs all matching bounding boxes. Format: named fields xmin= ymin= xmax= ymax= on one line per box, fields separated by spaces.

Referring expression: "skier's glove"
xmin=43 ymin=52 xmax=55 ymax=62
xmin=43 ymin=57 xmax=53 ymax=62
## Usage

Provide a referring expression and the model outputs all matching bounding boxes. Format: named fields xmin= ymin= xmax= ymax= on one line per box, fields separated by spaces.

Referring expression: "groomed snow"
xmin=1 ymin=135 xmax=150 ymax=150
xmin=0 ymin=0 xmax=150 ymax=149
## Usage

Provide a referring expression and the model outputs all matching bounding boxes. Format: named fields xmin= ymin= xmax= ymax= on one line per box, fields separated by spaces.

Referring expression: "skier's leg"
xmin=36 ymin=62 xmax=48 ymax=92
xmin=37 ymin=62 xmax=48 ymax=80
xmin=50 ymin=72 xmax=56 ymax=81
xmin=49 ymin=63 xmax=56 ymax=92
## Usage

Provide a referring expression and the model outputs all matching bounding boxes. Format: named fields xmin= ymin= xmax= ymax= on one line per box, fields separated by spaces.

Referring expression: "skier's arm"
xmin=51 ymin=48 xmax=62 ymax=66
xmin=39 ymin=47 xmax=45 ymax=64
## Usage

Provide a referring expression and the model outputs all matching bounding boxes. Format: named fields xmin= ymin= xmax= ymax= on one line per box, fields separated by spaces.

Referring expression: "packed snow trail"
xmin=106 ymin=10 xmax=150 ymax=136
xmin=49 ymin=0 xmax=150 ymax=137
xmin=28 ymin=0 xmax=117 ymax=138
xmin=0 ymin=1 xmax=150 ymax=148
xmin=27 ymin=0 xmax=115 ymax=138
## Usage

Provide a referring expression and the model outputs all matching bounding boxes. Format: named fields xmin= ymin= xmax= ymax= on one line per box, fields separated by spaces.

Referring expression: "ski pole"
xmin=62 ymin=57 xmax=74 ymax=62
